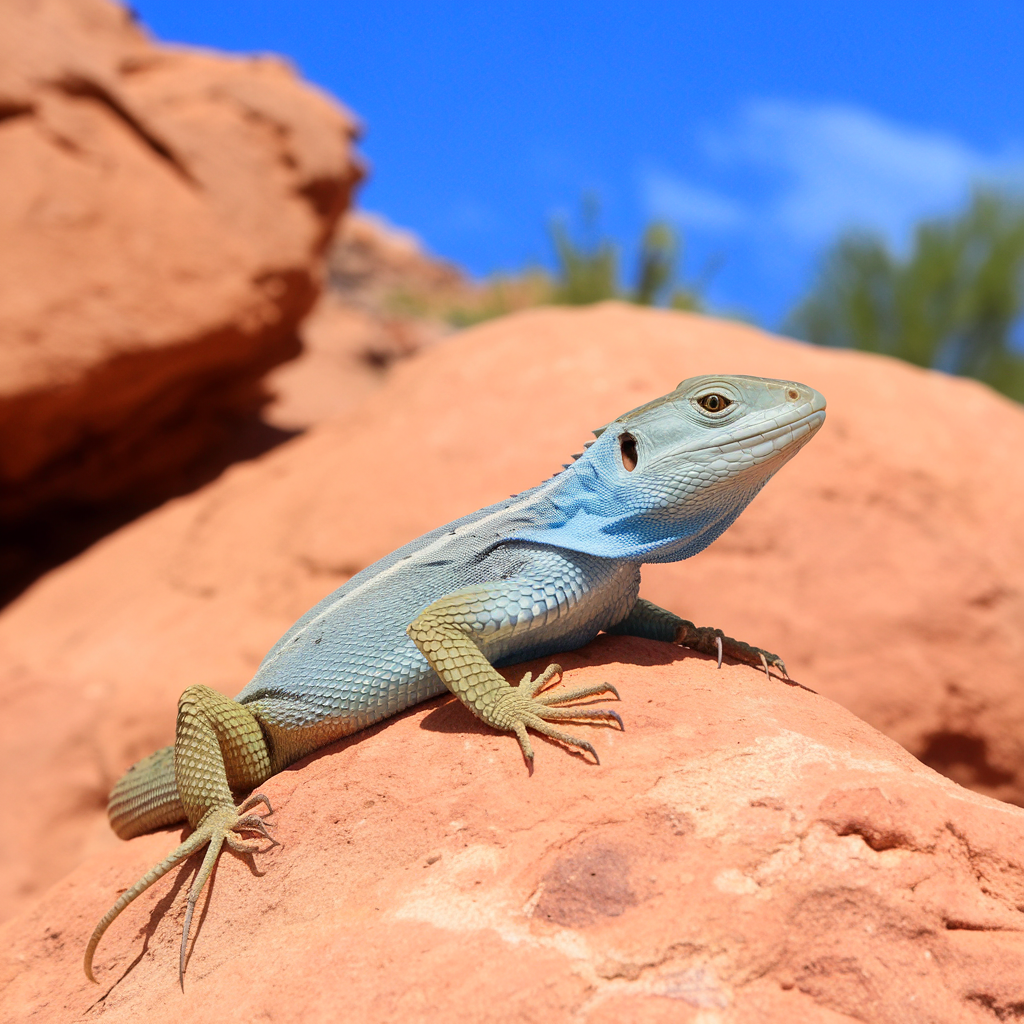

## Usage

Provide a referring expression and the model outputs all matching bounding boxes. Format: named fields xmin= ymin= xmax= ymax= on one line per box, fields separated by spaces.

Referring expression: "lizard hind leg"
xmin=86 ymin=684 xmax=277 ymax=984
xmin=83 ymin=795 xmax=276 ymax=985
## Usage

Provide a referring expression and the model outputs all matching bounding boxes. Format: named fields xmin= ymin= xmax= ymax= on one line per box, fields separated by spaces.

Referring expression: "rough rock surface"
xmin=0 ymin=0 xmax=362 ymax=594
xmin=1 ymin=304 xmax=1023 ymax=928
xmin=3 ymin=641 xmax=1024 ymax=1023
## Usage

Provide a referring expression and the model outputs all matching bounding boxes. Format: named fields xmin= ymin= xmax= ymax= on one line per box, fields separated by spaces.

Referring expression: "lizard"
xmin=84 ymin=373 xmax=826 ymax=985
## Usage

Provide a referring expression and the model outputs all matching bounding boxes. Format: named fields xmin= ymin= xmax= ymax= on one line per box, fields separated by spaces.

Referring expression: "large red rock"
xmin=1 ymin=303 xmax=1023 ymax=929
xmin=0 ymin=0 xmax=362 ymax=589
xmin=2 ymin=641 xmax=1022 ymax=1023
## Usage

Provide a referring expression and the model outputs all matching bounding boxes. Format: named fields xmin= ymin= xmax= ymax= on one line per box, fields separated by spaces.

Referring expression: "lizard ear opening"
xmin=619 ymin=433 xmax=638 ymax=472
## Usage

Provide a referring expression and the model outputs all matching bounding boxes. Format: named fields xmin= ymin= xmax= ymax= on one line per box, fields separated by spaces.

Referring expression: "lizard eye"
xmin=698 ymin=393 xmax=732 ymax=413
xmin=619 ymin=433 xmax=638 ymax=471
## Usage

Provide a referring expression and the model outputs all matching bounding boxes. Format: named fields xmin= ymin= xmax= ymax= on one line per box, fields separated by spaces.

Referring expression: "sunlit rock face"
xmin=0 ymin=0 xmax=363 ymax=593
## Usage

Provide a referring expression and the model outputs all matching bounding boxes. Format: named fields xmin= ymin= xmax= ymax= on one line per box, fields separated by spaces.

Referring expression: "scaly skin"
xmin=407 ymin=592 xmax=623 ymax=762
xmin=84 ymin=374 xmax=826 ymax=984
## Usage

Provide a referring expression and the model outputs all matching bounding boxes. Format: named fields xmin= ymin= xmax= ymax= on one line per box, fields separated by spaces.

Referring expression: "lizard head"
xmin=516 ymin=374 xmax=826 ymax=563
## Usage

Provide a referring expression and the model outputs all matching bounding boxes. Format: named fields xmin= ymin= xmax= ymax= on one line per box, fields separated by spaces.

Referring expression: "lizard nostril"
xmin=619 ymin=433 xmax=638 ymax=471
xmin=787 ymin=389 xmax=799 ymax=401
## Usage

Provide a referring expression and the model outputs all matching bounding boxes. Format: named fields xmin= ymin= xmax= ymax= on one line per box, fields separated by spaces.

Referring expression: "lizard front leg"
xmin=606 ymin=598 xmax=788 ymax=678
xmin=408 ymin=581 xmax=623 ymax=763
xmin=85 ymin=685 xmax=277 ymax=985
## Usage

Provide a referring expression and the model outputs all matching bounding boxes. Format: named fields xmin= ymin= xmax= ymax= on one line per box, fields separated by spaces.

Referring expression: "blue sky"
xmin=135 ymin=1 xmax=1024 ymax=327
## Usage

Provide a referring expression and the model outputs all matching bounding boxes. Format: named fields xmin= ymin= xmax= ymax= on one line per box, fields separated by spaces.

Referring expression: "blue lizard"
xmin=85 ymin=373 xmax=826 ymax=983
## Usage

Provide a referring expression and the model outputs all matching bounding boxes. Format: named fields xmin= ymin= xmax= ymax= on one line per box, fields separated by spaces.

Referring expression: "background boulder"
xmin=0 ymin=0 xmax=363 ymax=601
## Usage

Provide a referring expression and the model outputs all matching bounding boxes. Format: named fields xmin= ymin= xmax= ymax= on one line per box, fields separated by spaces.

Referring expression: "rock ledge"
xmin=2 ymin=637 xmax=1022 ymax=1024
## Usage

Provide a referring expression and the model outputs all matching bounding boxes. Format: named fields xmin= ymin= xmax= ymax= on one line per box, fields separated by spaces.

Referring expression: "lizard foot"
xmin=674 ymin=621 xmax=788 ymax=679
xmin=84 ymin=793 xmax=277 ymax=987
xmin=498 ymin=663 xmax=623 ymax=764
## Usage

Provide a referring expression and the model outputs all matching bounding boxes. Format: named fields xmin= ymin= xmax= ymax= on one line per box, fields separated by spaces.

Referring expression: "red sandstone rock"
xmin=264 ymin=211 xmax=465 ymax=432
xmin=0 ymin=0 xmax=362 ymax=529
xmin=2 ymin=303 xmax=1023 ymax=932
xmin=263 ymin=211 xmax=515 ymax=433
xmin=2 ymin=640 xmax=1023 ymax=1023
xmin=327 ymin=211 xmax=466 ymax=312
xmin=262 ymin=294 xmax=404 ymax=432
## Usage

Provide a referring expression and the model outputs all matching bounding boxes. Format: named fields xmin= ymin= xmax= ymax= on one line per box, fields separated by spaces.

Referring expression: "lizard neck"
xmin=507 ymin=456 xmax=766 ymax=564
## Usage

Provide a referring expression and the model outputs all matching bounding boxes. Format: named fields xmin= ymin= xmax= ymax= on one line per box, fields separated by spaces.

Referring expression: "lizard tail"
xmin=107 ymin=745 xmax=186 ymax=839
xmin=84 ymin=828 xmax=209 ymax=983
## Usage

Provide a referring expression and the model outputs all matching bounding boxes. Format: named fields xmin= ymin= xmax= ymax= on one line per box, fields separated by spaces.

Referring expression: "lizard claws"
xmin=500 ymin=665 xmax=622 ymax=764
xmin=237 ymin=792 xmax=274 ymax=817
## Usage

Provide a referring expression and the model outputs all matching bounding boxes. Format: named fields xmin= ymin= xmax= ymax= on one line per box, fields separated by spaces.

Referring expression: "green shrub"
xmin=548 ymin=195 xmax=706 ymax=311
xmin=788 ymin=190 xmax=1024 ymax=401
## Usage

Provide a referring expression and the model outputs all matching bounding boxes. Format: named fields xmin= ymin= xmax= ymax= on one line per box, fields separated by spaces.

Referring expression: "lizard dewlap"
xmin=84 ymin=373 xmax=826 ymax=984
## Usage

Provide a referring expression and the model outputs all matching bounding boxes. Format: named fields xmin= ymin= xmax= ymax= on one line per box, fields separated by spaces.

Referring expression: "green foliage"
xmin=668 ymin=288 xmax=703 ymax=312
xmin=633 ymin=222 xmax=678 ymax=305
xmin=548 ymin=195 xmax=706 ymax=311
xmin=549 ymin=194 xmax=619 ymax=305
xmin=788 ymin=190 xmax=1024 ymax=401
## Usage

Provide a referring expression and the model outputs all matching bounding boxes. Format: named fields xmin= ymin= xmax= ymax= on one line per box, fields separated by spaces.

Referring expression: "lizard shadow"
xmin=95 ymin=841 xmax=193 ymax=996
xmin=283 ymin=637 xmax=695 ymax=777
xmin=413 ymin=631 xmax=806 ymax=742
xmin=418 ymin=630 xmax=708 ymax=743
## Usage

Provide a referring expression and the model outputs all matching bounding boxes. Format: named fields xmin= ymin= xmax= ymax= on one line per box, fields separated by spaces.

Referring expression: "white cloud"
xmin=704 ymin=99 xmax=1024 ymax=247
xmin=640 ymin=167 xmax=743 ymax=228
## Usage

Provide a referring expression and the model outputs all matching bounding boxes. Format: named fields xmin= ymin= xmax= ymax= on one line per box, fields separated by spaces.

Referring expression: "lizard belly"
xmin=236 ymin=615 xmax=442 ymax=735
xmin=235 ymin=545 xmax=640 ymax=735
